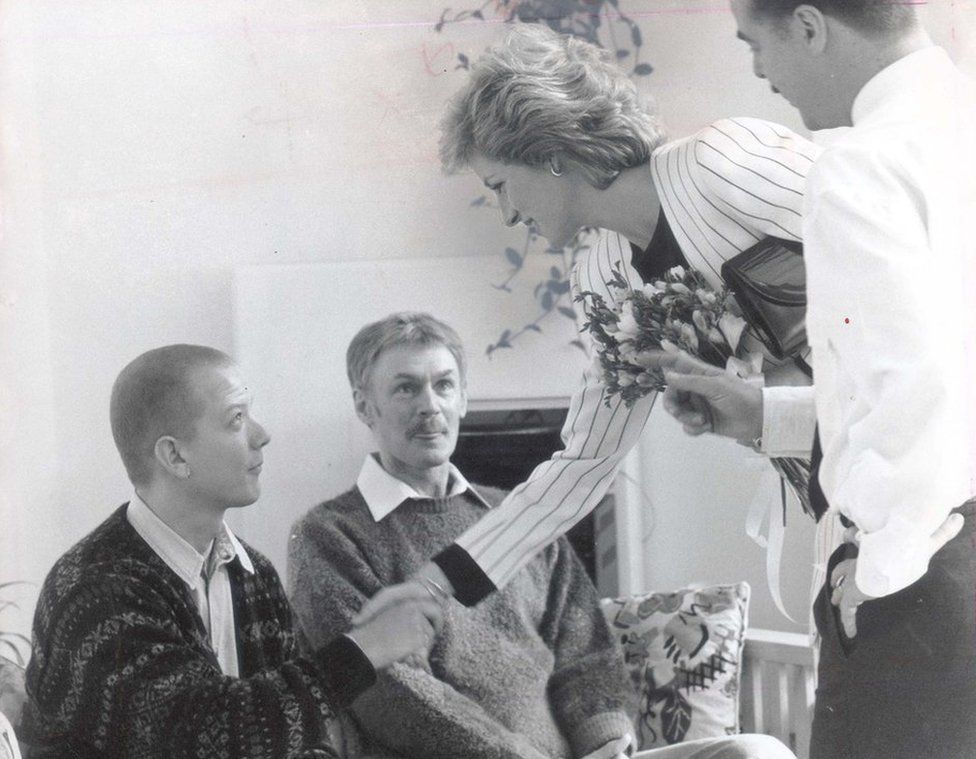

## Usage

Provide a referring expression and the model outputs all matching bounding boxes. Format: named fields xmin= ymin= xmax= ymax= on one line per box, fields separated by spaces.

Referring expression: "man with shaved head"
xmin=20 ymin=344 xmax=442 ymax=758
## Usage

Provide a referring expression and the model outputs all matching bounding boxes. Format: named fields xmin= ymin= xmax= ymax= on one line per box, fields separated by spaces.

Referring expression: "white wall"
xmin=2 ymin=0 xmax=973 ymax=644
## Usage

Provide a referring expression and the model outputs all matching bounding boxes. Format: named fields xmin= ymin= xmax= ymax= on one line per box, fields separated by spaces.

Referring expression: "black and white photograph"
xmin=1 ymin=1 xmax=975 ymax=757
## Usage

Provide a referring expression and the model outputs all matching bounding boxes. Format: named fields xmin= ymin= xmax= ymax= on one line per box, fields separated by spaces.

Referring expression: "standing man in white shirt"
xmin=660 ymin=2 xmax=976 ymax=757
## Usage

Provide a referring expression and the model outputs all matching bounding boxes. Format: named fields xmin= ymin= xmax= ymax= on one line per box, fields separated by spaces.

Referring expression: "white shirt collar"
xmin=852 ymin=46 xmax=951 ymax=125
xmin=126 ymin=491 xmax=254 ymax=589
xmin=355 ymin=453 xmax=490 ymax=522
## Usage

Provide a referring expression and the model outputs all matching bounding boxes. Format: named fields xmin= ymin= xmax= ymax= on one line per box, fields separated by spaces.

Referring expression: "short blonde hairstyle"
xmin=110 ymin=344 xmax=234 ymax=486
xmin=439 ymin=24 xmax=666 ymax=189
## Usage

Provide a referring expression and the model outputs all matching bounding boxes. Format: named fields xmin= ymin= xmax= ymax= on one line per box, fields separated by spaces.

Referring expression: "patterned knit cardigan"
xmin=20 ymin=505 xmax=374 ymax=759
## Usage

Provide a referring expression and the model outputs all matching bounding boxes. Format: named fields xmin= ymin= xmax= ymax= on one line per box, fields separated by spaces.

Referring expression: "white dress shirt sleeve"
xmin=760 ymin=384 xmax=817 ymax=458
xmin=692 ymin=117 xmax=818 ymax=245
xmin=804 ymin=145 xmax=973 ymax=597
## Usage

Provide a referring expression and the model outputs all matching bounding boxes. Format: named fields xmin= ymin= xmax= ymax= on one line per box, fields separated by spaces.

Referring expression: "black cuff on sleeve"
xmin=431 ymin=543 xmax=497 ymax=607
xmin=316 ymin=634 xmax=377 ymax=708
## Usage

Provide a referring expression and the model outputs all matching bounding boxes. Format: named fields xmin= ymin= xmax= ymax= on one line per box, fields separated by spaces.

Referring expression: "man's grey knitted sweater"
xmin=288 ymin=483 xmax=635 ymax=759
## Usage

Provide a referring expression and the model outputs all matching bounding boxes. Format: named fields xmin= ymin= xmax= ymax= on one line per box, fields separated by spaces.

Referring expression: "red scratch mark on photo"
xmin=421 ymin=41 xmax=455 ymax=76
xmin=370 ymin=88 xmax=401 ymax=127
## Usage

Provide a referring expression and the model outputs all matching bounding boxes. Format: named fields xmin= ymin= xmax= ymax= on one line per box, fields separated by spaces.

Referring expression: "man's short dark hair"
xmin=110 ymin=344 xmax=233 ymax=486
xmin=749 ymin=0 xmax=917 ymax=36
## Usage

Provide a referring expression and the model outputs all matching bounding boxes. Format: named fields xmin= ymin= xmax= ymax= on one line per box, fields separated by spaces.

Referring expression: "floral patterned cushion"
xmin=601 ymin=583 xmax=750 ymax=749
xmin=0 ymin=657 xmax=24 ymax=739
xmin=0 ymin=656 xmax=25 ymax=759
xmin=0 ymin=712 xmax=22 ymax=759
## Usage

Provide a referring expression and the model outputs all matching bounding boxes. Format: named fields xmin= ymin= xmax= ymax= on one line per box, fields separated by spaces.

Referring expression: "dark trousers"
xmin=810 ymin=501 xmax=976 ymax=759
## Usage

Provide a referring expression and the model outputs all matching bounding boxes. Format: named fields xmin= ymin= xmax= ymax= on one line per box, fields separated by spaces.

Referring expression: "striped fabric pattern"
xmin=453 ymin=118 xmax=820 ymax=594
xmin=652 ymin=117 xmax=818 ymax=290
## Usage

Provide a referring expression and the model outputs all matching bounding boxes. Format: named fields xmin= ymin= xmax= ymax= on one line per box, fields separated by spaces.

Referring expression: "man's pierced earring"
xmin=184 ymin=465 xmax=191 ymax=479
xmin=550 ymin=163 xmax=563 ymax=177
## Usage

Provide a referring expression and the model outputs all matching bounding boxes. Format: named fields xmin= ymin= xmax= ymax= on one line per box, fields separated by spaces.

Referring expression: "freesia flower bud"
xmin=660 ymin=339 xmax=679 ymax=353
xmin=718 ymin=313 xmax=747 ymax=352
xmin=616 ymin=302 xmax=640 ymax=337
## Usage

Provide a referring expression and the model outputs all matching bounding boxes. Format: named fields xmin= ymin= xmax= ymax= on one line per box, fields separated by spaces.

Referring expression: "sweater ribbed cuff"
xmin=315 ymin=634 xmax=376 ymax=708
xmin=431 ymin=543 xmax=496 ymax=607
xmin=566 ymin=711 xmax=636 ymax=758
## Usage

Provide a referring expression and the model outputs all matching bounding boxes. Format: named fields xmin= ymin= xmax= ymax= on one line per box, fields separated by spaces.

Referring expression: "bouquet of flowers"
xmin=576 ymin=264 xmax=813 ymax=518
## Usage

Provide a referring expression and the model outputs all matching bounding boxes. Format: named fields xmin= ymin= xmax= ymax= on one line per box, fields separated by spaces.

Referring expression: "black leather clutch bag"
xmin=720 ymin=237 xmax=807 ymax=361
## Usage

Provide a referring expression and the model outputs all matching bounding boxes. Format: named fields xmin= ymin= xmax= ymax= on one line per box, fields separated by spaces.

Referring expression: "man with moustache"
xmin=288 ymin=312 xmax=795 ymax=759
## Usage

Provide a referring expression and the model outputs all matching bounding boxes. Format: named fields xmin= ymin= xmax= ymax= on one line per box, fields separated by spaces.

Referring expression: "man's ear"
xmin=793 ymin=4 xmax=829 ymax=54
xmin=154 ymin=436 xmax=190 ymax=479
xmin=353 ymin=387 xmax=374 ymax=428
xmin=458 ymin=386 xmax=469 ymax=420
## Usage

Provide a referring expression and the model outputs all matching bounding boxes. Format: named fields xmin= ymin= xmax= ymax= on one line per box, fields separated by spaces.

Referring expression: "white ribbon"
xmin=745 ymin=459 xmax=798 ymax=624
xmin=726 ymin=356 xmax=797 ymax=624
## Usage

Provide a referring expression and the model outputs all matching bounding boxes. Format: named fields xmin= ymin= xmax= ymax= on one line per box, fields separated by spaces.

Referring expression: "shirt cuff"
xmin=854 ymin=520 xmax=931 ymax=597
xmin=760 ymin=385 xmax=817 ymax=458
xmin=315 ymin=634 xmax=377 ymax=708
xmin=431 ymin=543 xmax=497 ymax=607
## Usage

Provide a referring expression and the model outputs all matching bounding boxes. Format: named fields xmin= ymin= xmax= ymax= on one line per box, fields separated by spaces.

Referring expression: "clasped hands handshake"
xmin=344 ymin=568 xmax=451 ymax=671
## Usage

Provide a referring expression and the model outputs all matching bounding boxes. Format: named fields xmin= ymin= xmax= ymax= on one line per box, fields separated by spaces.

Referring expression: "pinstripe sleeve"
xmin=432 ymin=232 xmax=657 ymax=604
xmin=692 ymin=117 xmax=819 ymax=243
xmin=647 ymin=117 xmax=820 ymax=294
